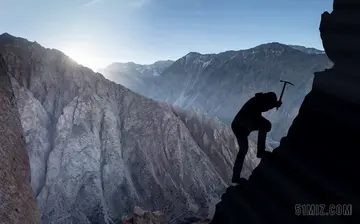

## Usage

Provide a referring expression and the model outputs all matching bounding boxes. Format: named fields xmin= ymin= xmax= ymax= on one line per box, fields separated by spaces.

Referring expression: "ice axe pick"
xmin=277 ymin=80 xmax=294 ymax=110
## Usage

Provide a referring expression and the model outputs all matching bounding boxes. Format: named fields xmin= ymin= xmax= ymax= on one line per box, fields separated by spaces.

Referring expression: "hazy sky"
xmin=1 ymin=0 xmax=333 ymax=70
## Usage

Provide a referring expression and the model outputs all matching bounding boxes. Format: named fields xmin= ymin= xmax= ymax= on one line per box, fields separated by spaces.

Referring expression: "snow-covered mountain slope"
xmin=99 ymin=60 xmax=173 ymax=91
xmin=0 ymin=32 xmax=258 ymax=223
xmin=123 ymin=43 xmax=332 ymax=144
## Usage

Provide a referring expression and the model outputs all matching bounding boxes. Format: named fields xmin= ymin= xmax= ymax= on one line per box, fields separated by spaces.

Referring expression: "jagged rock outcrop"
xmin=120 ymin=206 xmax=212 ymax=224
xmin=120 ymin=206 xmax=166 ymax=224
xmin=121 ymin=206 xmax=166 ymax=224
xmin=0 ymin=56 xmax=40 ymax=223
xmin=210 ymin=70 xmax=360 ymax=223
xmin=0 ymin=33 xmax=259 ymax=223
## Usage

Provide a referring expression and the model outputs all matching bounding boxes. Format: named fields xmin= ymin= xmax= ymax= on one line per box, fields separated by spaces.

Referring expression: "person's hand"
xmin=276 ymin=101 xmax=282 ymax=108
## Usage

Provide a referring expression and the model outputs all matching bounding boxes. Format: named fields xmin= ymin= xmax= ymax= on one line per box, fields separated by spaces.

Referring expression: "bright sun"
xmin=60 ymin=43 xmax=108 ymax=71
xmin=62 ymin=48 xmax=96 ymax=70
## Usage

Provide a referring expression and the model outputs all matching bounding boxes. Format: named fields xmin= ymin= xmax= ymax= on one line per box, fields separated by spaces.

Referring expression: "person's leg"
xmin=232 ymin=133 xmax=249 ymax=183
xmin=257 ymin=117 xmax=271 ymax=158
xmin=257 ymin=130 xmax=267 ymax=158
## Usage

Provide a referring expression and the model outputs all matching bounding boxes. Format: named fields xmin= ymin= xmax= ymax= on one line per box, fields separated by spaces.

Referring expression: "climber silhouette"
xmin=211 ymin=0 xmax=360 ymax=223
xmin=231 ymin=92 xmax=281 ymax=183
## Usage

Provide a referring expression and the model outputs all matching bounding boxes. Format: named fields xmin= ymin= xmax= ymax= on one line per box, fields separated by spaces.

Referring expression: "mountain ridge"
xmin=172 ymin=43 xmax=324 ymax=60
xmin=288 ymin=45 xmax=325 ymax=54
xmin=105 ymin=60 xmax=174 ymax=71
xmin=100 ymin=42 xmax=324 ymax=82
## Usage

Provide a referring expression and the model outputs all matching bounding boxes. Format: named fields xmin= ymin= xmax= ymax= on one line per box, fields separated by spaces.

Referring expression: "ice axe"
xmin=277 ymin=80 xmax=294 ymax=110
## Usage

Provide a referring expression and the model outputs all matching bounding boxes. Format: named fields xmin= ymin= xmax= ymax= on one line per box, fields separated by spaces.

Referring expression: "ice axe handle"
xmin=276 ymin=84 xmax=287 ymax=110
xmin=277 ymin=80 xmax=294 ymax=110
xmin=278 ymin=84 xmax=287 ymax=103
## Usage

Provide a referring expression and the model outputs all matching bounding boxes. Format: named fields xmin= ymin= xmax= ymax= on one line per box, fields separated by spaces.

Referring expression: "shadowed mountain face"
xmin=111 ymin=43 xmax=332 ymax=144
xmin=0 ymin=33 xmax=260 ymax=223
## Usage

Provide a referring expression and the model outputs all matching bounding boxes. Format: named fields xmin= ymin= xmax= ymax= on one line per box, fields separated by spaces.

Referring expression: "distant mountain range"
xmin=101 ymin=43 xmax=332 ymax=144
xmin=99 ymin=60 xmax=174 ymax=90
xmin=104 ymin=60 xmax=174 ymax=76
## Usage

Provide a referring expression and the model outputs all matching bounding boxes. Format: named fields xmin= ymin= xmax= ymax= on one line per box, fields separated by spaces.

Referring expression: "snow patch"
xmin=202 ymin=59 xmax=213 ymax=68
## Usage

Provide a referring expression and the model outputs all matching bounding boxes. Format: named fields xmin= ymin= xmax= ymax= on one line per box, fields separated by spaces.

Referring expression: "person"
xmin=211 ymin=1 xmax=360 ymax=223
xmin=231 ymin=92 xmax=281 ymax=184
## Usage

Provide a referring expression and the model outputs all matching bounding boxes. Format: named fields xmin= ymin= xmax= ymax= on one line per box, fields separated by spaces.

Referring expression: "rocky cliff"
xmin=0 ymin=33 xmax=259 ymax=223
xmin=209 ymin=1 xmax=360 ymax=222
xmin=210 ymin=65 xmax=360 ymax=223
xmin=0 ymin=56 xmax=40 ymax=224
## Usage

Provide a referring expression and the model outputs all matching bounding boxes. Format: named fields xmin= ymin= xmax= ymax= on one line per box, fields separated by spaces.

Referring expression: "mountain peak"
xmin=126 ymin=61 xmax=137 ymax=65
xmin=253 ymin=42 xmax=291 ymax=51
xmin=186 ymin=52 xmax=202 ymax=57
xmin=0 ymin=32 xmax=18 ymax=44
xmin=0 ymin=32 xmax=34 ymax=45
xmin=261 ymin=42 xmax=286 ymax=47
xmin=153 ymin=60 xmax=174 ymax=66
xmin=0 ymin=32 xmax=13 ymax=38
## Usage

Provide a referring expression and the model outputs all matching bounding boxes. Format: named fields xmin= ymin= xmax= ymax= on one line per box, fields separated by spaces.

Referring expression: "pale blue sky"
xmin=1 ymin=0 xmax=333 ymax=70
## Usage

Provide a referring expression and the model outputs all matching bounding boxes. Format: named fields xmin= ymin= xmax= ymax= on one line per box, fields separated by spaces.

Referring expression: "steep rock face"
xmin=0 ymin=56 xmax=40 ymax=224
xmin=117 ymin=43 xmax=332 ymax=144
xmin=0 ymin=33 xmax=258 ymax=223
xmin=210 ymin=66 xmax=360 ymax=223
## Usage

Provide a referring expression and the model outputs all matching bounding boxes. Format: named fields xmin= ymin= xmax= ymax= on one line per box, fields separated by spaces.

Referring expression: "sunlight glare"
xmin=60 ymin=42 xmax=108 ymax=71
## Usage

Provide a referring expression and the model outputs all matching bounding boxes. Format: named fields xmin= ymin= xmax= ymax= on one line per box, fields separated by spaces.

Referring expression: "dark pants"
xmin=232 ymin=127 xmax=250 ymax=182
xmin=231 ymin=117 xmax=271 ymax=182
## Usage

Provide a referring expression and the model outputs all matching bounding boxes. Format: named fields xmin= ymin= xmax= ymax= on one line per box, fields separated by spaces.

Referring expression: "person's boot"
xmin=231 ymin=174 xmax=242 ymax=184
xmin=257 ymin=147 xmax=265 ymax=158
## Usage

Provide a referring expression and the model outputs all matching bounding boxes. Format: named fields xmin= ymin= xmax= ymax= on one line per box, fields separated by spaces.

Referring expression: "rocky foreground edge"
xmin=0 ymin=56 xmax=40 ymax=223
